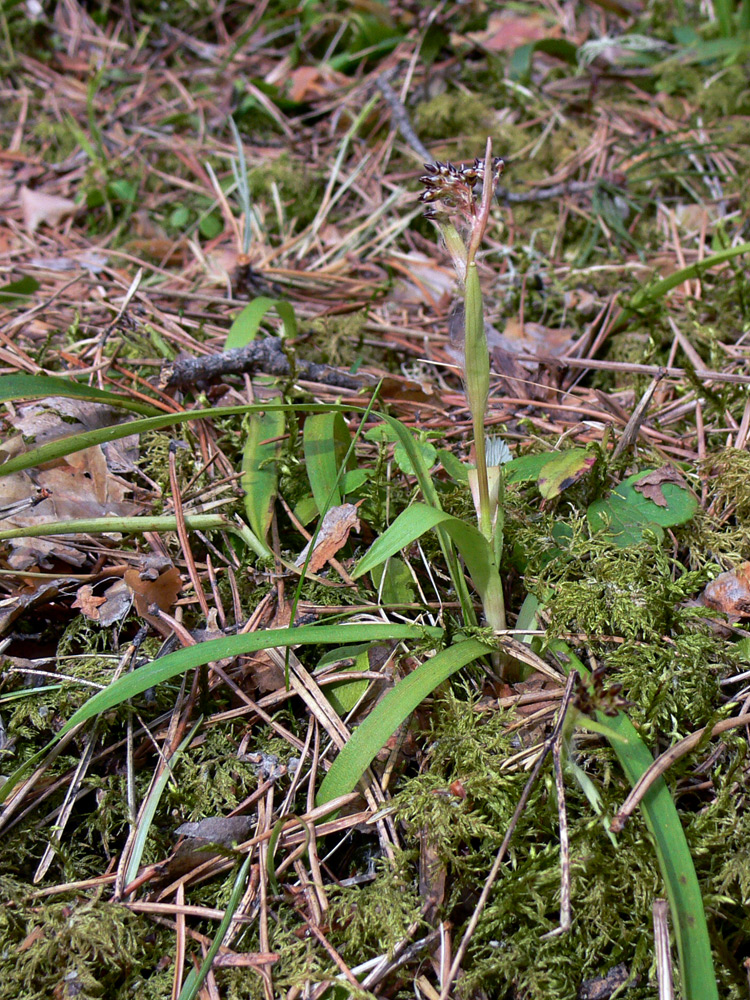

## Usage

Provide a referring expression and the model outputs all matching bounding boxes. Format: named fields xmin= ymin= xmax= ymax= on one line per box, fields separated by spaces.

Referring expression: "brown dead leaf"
xmin=286 ymin=66 xmax=326 ymax=103
xmin=71 ymin=579 xmax=133 ymax=626
xmin=124 ymin=566 xmax=182 ymax=615
xmin=466 ymin=12 xmax=558 ymax=51
xmin=20 ymin=186 xmax=77 ymax=234
xmin=390 ymin=252 xmax=455 ymax=308
xmin=0 ymin=446 xmax=137 ymax=570
xmin=295 ymin=504 xmax=360 ymax=573
xmin=70 ymin=585 xmax=107 ymax=618
xmin=632 ymin=466 xmax=688 ymax=508
xmin=0 ymin=398 xmax=140 ymax=569
xmin=701 ymin=563 xmax=750 ymax=618
xmin=500 ymin=318 xmax=576 ymax=358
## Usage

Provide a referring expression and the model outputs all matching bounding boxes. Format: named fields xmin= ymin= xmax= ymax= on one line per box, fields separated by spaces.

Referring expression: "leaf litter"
xmin=1 ymin=2 xmax=750 ymax=999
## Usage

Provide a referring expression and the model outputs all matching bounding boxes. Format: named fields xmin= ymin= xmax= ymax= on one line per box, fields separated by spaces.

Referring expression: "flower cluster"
xmin=418 ymin=157 xmax=504 ymax=222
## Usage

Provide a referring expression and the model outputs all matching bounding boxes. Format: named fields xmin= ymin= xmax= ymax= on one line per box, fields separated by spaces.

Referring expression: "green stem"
xmin=464 ymin=260 xmax=492 ymax=541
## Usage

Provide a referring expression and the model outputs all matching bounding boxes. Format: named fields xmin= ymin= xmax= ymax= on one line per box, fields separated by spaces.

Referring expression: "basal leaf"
xmin=303 ymin=411 xmax=351 ymax=511
xmin=587 ymin=469 xmax=698 ymax=546
xmin=316 ymin=638 xmax=488 ymax=806
xmin=241 ymin=409 xmax=286 ymax=553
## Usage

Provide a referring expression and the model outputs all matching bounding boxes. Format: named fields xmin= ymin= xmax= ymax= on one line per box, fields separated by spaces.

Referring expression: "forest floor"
xmin=2 ymin=1 xmax=750 ymax=998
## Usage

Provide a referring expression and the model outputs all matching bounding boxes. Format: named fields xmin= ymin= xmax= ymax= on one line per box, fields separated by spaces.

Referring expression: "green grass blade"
xmin=0 ymin=374 xmax=161 ymax=416
xmin=316 ymin=638 xmax=489 ymax=806
xmin=65 ymin=624 xmax=444 ymax=737
xmin=0 ymin=401 xmax=379 ymax=479
xmin=0 ymin=402 xmax=333 ymax=478
xmin=124 ymin=718 xmax=202 ymax=887
xmin=241 ymin=409 xmax=285 ymax=554
xmin=0 ymin=622 xmax=443 ymax=806
xmin=177 ymin=849 xmax=253 ymax=1000
xmin=554 ymin=643 xmax=718 ymax=999
xmin=620 ymin=241 xmax=750 ymax=328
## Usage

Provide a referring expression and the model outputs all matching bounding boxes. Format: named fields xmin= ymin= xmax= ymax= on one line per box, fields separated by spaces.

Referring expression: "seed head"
xmin=418 ymin=157 xmax=504 ymax=224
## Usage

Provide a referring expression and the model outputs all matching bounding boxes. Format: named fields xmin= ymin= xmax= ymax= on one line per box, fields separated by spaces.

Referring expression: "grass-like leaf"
xmin=353 ymin=502 xmax=502 ymax=613
xmin=123 ymin=718 xmax=202 ymax=888
xmin=0 ymin=373 xmax=161 ymax=416
xmin=0 ymin=514 xmax=239 ymax=542
xmin=0 ymin=402 xmax=344 ymax=478
xmin=0 ymin=621 xmax=444 ymax=807
xmin=177 ymin=849 xmax=253 ymax=1000
xmin=315 ymin=638 xmax=489 ymax=806
xmin=553 ymin=642 xmax=718 ymax=1000
xmin=366 ymin=417 xmax=477 ymax=625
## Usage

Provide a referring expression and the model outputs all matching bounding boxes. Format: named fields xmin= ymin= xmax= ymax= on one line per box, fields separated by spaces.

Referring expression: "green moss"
xmin=414 ymin=92 xmax=495 ymax=147
xmin=306 ymin=312 xmax=369 ymax=368
xmin=0 ymin=898 xmax=169 ymax=1000
xmin=246 ymin=153 xmax=324 ymax=232
xmin=327 ymin=856 xmax=425 ymax=960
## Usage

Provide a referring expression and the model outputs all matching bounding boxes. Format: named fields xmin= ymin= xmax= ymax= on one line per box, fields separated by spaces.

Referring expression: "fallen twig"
xmin=159 ymin=337 xmax=366 ymax=391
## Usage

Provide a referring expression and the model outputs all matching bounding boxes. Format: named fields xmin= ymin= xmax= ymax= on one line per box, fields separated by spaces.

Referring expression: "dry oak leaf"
xmin=631 ymin=465 xmax=689 ymax=509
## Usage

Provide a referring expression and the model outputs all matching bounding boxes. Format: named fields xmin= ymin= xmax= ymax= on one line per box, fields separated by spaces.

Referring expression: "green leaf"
xmin=509 ymin=38 xmax=578 ymax=80
xmin=371 ymin=556 xmax=415 ymax=605
xmin=393 ymin=438 xmax=436 ymax=476
xmin=0 ymin=374 xmax=160 ymax=416
xmin=199 ymin=212 xmax=223 ymax=239
xmin=353 ymin=503 xmax=501 ymax=616
xmin=0 ymin=276 xmax=40 ymax=304
xmin=587 ymin=469 xmax=698 ymax=547
xmin=241 ymin=410 xmax=285 ymax=553
xmin=505 ymin=452 xmax=555 ymax=485
xmin=316 ymin=639 xmax=488 ymax=806
xmin=376 ymin=415 xmax=477 ymax=627
xmin=178 ymin=851 xmax=253 ymax=1000
xmin=341 ymin=468 xmax=368 ymax=493
xmin=66 ymin=624 xmax=440 ymax=735
xmin=0 ymin=402 xmax=272 ymax=477
xmin=124 ymin=718 xmax=202 ymax=887
xmin=537 ymin=448 xmax=596 ymax=499
xmin=107 ymin=178 xmax=138 ymax=203
xmin=303 ymin=411 xmax=351 ymax=511
xmin=225 ymin=297 xmax=298 ymax=349
xmin=437 ymin=448 xmax=470 ymax=483
xmin=553 ymin=643 xmax=718 ymax=1000
xmin=619 ymin=241 xmax=750 ymax=328
xmin=318 ymin=644 xmax=372 ymax=715
xmin=0 ymin=622 xmax=444 ymax=806
xmin=365 ymin=422 xmax=437 ymax=476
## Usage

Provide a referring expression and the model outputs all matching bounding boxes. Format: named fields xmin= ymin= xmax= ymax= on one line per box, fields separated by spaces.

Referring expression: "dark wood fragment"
xmin=159 ymin=337 xmax=364 ymax=391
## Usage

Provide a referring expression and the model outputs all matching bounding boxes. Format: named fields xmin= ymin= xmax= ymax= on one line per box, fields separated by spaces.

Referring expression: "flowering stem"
xmin=464 ymin=139 xmax=495 ymax=543
xmin=464 ymin=259 xmax=492 ymax=541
